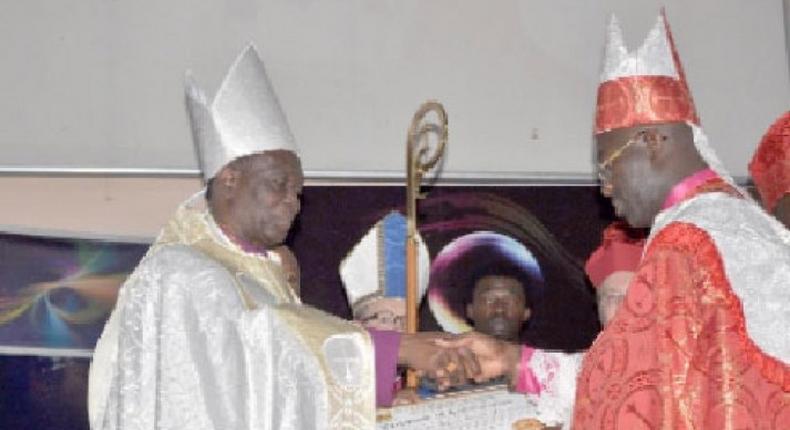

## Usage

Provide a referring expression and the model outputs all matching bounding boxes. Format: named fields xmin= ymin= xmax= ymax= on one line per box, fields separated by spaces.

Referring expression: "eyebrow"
xmin=476 ymin=285 xmax=524 ymax=297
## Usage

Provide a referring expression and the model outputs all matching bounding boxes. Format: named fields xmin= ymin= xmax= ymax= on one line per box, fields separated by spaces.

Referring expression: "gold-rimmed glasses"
xmin=358 ymin=310 xmax=405 ymax=329
xmin=597 ymin=129 xmax=665 ymax=183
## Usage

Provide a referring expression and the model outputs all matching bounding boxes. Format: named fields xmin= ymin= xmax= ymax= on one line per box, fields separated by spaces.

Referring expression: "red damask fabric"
xmin=595 ymin=76 xmax=699 ymax=134
xmin=749 ymin=111 xmax=790 ymax=211
xmin=573 ymin=222 xmax=789 ymax=429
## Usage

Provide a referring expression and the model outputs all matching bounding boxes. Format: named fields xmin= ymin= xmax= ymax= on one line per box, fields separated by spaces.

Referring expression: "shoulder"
xmin=637 ymin=222 xmax=727 ymax=296
xmin=143 ymin=244 xmax=228 ymax=277
xmin=649 ymin=192 xmax=790 ymax=271
xmin=645 ymin=221 xmax=718 ymax=258
xmin=131 ymin=244 xmax=236 ymax=294
xmin=648 ymin=221 xmax=716 ymax=255
xmin=146 ymin=244 xmax=219 ymax=267
xmin=658 ymin=193 xmax=782 ymax=244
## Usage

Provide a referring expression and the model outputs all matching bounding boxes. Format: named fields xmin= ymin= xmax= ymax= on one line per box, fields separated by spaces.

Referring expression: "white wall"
xmin=0 ymin=176 xmax=201 ymax=238
xmin=1 ymin=0 xmax=788 ymax=179
xmin=785 ymin=0 xmax=790 ymax=72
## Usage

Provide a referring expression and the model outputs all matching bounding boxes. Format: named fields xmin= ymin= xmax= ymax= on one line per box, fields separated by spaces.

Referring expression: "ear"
xmin=521 ymin=307 xmax=531 ymax=322
xmin=466 ymin=303 xmax=475 ymax=320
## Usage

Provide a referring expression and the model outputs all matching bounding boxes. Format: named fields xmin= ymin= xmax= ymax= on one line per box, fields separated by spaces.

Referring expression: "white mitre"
xmin=597 ymin=10 xmax=740 ymax=190
xmin=340 ymin=212 xmax=431 ymax=312
xmin=185 ymin=44 xmax=298 ymax=180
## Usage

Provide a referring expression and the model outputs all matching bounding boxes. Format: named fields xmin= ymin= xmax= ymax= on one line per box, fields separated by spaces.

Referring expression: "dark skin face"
xmin=596 ymin=122 xmax=707 ymax=228
xmin=209 ymin=150 xmax=304 ymax=249
xmin=466 ymin=275 xmax=531 ymax=342
xmin=773 ymin=194 xmax=790 ymax=230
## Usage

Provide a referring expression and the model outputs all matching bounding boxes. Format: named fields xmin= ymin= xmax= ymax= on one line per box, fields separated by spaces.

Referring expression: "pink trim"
xmin=662 ymin=168 xmax=718 ymax=209
xmin=516 ymin=345 xmax=542 ymax=394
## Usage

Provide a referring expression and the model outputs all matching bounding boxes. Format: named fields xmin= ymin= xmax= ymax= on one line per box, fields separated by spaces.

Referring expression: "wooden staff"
xmin=405 ymin=101 xmax=448 ymax=388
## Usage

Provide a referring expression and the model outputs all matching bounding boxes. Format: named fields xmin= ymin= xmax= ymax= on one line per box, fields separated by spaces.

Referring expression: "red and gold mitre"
xmin=748 ymin=111 xmax=790 ymax=211
xmin=595 ymin=10 xmax=699 ymax=134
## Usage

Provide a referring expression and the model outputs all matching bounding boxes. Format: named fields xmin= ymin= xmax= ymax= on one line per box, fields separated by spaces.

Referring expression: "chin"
xmin=494 ymin=332 xmax=518 ymax=342
xmin=263 ymin=229 xmax=289 ymax=247
xmin=626 ymin=215 xmax=651 ymax=229
xmin=620 ymin=211 xmax=645 ymax=229
xmin=621 ymin=216 xmax=638 ymax=228
xmin=485 ymin=328 xmax=513 ymax=341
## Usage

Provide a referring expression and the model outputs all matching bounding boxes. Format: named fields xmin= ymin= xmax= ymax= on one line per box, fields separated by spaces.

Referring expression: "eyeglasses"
xmin=597 ymin=129 xmax=666 ymax=183
xmin=359 ymin=310 xmax=405 ymax=328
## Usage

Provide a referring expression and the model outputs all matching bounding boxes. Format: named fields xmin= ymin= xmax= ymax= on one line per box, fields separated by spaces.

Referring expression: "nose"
xmin=491 ymin=299 xmax=507 ymax=315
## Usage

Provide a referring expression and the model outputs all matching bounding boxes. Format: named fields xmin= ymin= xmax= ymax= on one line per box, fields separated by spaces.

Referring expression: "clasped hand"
xmin=398 ymin=331 xmax=522 ymax=391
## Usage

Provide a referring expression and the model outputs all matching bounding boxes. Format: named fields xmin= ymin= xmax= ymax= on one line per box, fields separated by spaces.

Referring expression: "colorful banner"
xmin=0 ymin=232 xmax=148 ymax=355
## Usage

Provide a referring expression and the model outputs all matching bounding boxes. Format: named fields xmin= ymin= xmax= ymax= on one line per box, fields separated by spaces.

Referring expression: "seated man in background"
xmin=428 ymin=231 xmax=543 ymax=342
xmin=423 ymin=268 xmax=534 ymax=392
xmin=428 ymin=232 xmax=585 ymax=428
xmin=466 ymin=270 xmax=532 ymax=342
xmin=749 ymin=110 xmax=790 ymax=229
xmin=425 ymin=231 xmax=576 ymax=420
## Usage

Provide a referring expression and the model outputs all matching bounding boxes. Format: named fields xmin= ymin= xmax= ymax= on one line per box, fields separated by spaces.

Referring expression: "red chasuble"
xmin=572 ymin=179 xmax=790 ymax=429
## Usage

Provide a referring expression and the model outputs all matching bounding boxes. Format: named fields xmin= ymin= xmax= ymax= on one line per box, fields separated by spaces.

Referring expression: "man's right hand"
xmin=435 ymin=331 xmax=522 ymax=385
xmin=397 ymin=332 xmax=481 ymax=390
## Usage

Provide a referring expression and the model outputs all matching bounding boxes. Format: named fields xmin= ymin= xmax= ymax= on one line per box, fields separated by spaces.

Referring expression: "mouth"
xmin=263 ymin=221 xmax=291 ymax=244
xmin=275 ymin=210 xmax=298 ymax=229
xmin=487 ymin=317 xmax=511 ymax=333
xmin=280 ymin=217 xmax=294 ymax=229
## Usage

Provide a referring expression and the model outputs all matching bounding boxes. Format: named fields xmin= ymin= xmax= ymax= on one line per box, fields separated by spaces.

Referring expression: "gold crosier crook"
xmin=405 ymin=101 xmax=448 ymax=388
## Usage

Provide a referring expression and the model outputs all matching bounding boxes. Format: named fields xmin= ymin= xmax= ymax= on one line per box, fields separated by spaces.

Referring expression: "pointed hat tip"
xmin=604 ymin=13 xmax=625 ymax=55
xmin=242 ymin=42 xmax=260 ymax=53
xmin=220 ymin=42 xmax=267 ymax=87
xmin=657 ymin=7 xmax=671 ymax=31
xmin=606 ymin=13 xmax=623 ymax=34
xmin=606 ymin=13 xmax=624 ymax=39
xmin=183 ymin=70 xmax=207 ymax=103
xmin=184 ymin=69 xmax=196 ymax=87
xmin=236 ymin=42 xmax=263 ymax=65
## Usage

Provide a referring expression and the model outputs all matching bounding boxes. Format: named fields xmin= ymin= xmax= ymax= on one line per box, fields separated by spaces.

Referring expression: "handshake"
xmin=397 ymin=331 xmax=523 ymax=391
